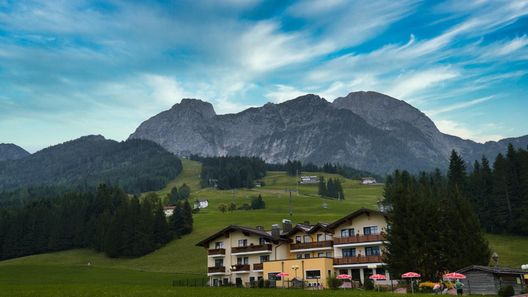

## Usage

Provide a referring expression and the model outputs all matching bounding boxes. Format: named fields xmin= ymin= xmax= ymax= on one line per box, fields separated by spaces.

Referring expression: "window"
xmin=363 ymin=226 xmax=379 ymax=235
xmin=296 ymin=254 xmax=303 ymax=259
xmin=304 ymin=253 xmax=311 ymax=259
xmin=303 ymin=235 xmax=312 ymax=243
xmin=306 ymin=270 xmax=321 ymax=279
xmin=326 ymin=251 xmax=332 ymax=257
xmin=260 ymin=255 xmax=269 ymax=262
xmin=376 ymin=268 xmax=386 ymax=275
xmin=259 ymin=237 xmax=269 ymax=245
xmin=317 ymin=234 xmax=323 ymax=242
xmin=214 ymin=259 xmax=224 ymax=267
xmin=340 ymin=228 xmax=355 ymax=237
xmin=342 ymin=248 xmax=356 ymax=257
xmin=237 ymin=257 xmax=249 ymax=264
xmin=214 ymin=242 xmax=224 ymax=249
xmin=365 ymin=246 xmax=380 ymax=256
xmin=318 ymin=252 xmax=325 ymax=257
xmin=238 ymin=239 xmax=247 ymax=247
xmin=295 ymin=236 xmax=302 ymax=243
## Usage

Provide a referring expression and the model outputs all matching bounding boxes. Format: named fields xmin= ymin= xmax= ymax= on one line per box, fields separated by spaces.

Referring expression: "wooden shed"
xmin=456 ymin=265 xmax=526 ymax=295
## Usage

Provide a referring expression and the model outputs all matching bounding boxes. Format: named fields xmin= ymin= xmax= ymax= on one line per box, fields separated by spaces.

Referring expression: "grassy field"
xmin=0 ymin=159 xmax=527 ymax=296
xmin=0 ymin=265 xmax=398 ymax=297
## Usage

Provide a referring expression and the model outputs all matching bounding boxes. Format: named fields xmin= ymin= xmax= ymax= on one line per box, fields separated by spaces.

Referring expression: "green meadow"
xmin=0 ymin=159 xmax=527 ymax=296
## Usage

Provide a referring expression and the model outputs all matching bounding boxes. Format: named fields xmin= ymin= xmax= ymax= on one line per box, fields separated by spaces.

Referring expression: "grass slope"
xmin=1 ymin=159 xmax=527 ymax=287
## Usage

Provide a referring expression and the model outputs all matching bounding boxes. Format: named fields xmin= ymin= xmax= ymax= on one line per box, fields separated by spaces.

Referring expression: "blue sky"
xmin=1 ymin=0 xmax=527 ymax=152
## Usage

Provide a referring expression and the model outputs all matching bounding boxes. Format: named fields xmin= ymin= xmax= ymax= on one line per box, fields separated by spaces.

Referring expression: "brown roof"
xmin=457 ymin=265 xmax=525 ymax=275
xmin=195 ymin=225 xmax=289 ymax=247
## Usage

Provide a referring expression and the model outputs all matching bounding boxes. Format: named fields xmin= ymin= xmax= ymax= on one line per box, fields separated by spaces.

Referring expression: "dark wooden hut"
xmin=456 ymin=265 xmax=526 ymax=295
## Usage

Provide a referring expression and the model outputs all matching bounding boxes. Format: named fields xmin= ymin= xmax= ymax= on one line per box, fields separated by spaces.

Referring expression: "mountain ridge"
xmin=129 ymin=91 xmax=528 ymax=174
xmin=0 ymin=143 xmax=30 ymax=161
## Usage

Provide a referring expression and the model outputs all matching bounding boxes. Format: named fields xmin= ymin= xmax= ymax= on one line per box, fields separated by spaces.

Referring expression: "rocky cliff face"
xmin=0 ymin=143 xmax=30 ymax=161
xmin=129 ymin=92 xmax=528 ymax=174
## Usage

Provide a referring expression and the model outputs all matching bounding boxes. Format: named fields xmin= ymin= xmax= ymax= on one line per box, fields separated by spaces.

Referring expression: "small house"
xmin=163 ymin=206 xmax=176 ymax=217
xmin=194 ymin=200 xmax=209 ymax=209
xmin=361 ymin=177 xmax=376 ymax=185
xmin=300 ymin=176 xmax=319 ymax=184
xmin=456 ymin=265 xmax=526 ymax=295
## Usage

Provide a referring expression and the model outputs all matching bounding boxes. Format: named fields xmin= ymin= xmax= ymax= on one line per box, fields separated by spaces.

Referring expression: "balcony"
xmin=333 ymin=255 xmax=383 ymax=265
xmin=208 ymin=266 xmax=226 ymax=273
xmin=253 ymin=263 xmax=263 ymax=271
xmin=290 ymin=240 xmax=333 ymax=251
xmin=231 ymin=244 xmax=272 ymax=254
xmin=208 ymin=248 xmax=226 ymax=256
xmin=232 ymin=264 xmax=250 ymax=272
xmin=334 ymin=234 xmax=386 ymax=245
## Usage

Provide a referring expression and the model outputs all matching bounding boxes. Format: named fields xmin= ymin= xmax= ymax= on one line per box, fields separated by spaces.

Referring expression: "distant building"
xmin=361 ymin=177 xmax=377 ymax=185
xmin=300 ymin=176 xmax=319 ymax=184
xmin=194 ymin=200 xmax=209 ymax=209
xmin=163 ymin=206 xmax=176 ymax=217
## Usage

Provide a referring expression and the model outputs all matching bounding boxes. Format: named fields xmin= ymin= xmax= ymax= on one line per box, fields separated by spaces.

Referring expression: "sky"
xmin=1 ymin=0 xmax=527 ymax=152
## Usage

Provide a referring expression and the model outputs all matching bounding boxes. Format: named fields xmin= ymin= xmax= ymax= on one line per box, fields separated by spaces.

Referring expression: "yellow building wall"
xmin=263 ymin=258 xmax=334 ymax=288
xmin=333 ymin=213 xmax=387 ymax=236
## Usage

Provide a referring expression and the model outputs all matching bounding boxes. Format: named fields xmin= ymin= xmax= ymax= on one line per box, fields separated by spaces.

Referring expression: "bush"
xmin=238 ymin=203 xmax=251 ymax=210
xmin=364 ymin=279 xmax=375 ymax=290
xmin=326 ymin=275 xmax=341 ymax=290
xmin=498 ymin=285 xmax=514 ymax=297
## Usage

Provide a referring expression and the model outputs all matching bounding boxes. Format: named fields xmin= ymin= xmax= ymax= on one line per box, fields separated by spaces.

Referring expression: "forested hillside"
xmin=0 ymin=136 xmax=182 ymax=194
xmin=191 ymin=155 xmax=266 ymax=189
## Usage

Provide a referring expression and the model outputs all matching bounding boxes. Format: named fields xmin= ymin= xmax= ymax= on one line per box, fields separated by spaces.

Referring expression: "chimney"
xmin=256 ymin=226 xmax=264 ymax=231
xmin=282 ymin=219 xmax=292 ymax=233
xmin=271 ymin=224 xmax=280 ymax=238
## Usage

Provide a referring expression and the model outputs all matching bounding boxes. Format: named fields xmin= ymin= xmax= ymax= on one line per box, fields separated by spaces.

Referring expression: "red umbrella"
xmin=369 ymin=274 xmax=387 ymax=280
xmin=337 ymin=274 xmax=352 ymax=280
xmin=443 ymin=272 xmax=466 ymax=280
xmin=276 ymin=272 xmax=289 ymax=277
xmin=401 ymin=272 xmax=421 ymax=278
xmin=402 ymin=272 xmax=421 ymax=294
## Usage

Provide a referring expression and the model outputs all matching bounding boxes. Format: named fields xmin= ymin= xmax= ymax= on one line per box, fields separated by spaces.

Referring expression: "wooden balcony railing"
xmin=232 ymin=264 xmax=250 ymax=272
xmin=231 ymin=244 xmax=272 ymax=254
xmin=334 ymin=234 xmax=386 ymax=245
xmin=290 ymin=240 xmax=333 ymax=250
xmin=253 ymin=263 xmax=263 ymax=270
xmin=333 ymin=255 xmax=383 ymax=265
xmin=208 ymin=248 xmax=226 ymax=256
xmin=208 ymin=266 xmax=226 ymax=273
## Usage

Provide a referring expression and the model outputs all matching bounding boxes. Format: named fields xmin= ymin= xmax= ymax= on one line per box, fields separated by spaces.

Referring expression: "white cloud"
xmin=426 ymin=96 xmax=494 ymax=116
xmin=435 ymin=120 xmax=504 ymax=143
xmin=265 ymin=84 xmax=307 ymax=103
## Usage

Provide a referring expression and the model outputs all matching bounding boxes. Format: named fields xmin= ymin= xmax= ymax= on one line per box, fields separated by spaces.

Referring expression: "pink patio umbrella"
xmin=401 ymin=272 xmax=421 ymax=294
xmin=443 ymin=272 xmax=466 ymax=280
xmin=369 ymin=274 xmax=386 ymax=292
xmin=336 ymin=274 xmax=352 ymax=280
xmin=276 ymin=272 xmax=289 ymax=288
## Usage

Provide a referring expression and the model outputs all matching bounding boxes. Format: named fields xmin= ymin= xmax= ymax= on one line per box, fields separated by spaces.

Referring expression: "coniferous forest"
xmin=317 ymin=176 xmax=345 ymax=199
xmin=266 ymin=160 xmax=382 ymax=181
xmin=384 ymin=151 xmax=491 ymax=281
xmin=0 ymin=185 xmax=192 ymax=260
xmin=191 ymin=155 xmax=267 ymax=189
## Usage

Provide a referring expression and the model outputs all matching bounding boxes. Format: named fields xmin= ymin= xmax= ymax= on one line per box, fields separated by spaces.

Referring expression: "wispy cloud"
xmin=426 ymin=96 xmax=495 ymax=116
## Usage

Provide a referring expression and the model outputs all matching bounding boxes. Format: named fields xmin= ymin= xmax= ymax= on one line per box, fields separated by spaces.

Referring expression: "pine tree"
xmin=152 ymin=205 xmax=170 ymax=246
xmin=318 ymin=176 xmax=327 ymax=197
xmin=182 ymin=199 xmax=193 ymax=235
xmin=169 ymin=203 xmax=185 ymax=238
xmin=178 ymin=184 xmax=191 ymax=200
xmin=169 ymin=187 xmax=179 ymax=205
xmin=448 ymin=150 xmax=467 ymax=194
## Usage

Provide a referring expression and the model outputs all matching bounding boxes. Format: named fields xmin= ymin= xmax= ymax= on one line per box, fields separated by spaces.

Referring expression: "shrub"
xmin=238 ymin=203 xmax=251 ymax=210
xmin=364 ymin=279 xmax=375 ymax=290
xmin=326 ymin=275 xmax=341 ymax=290
xmin=498 ymin=285 xmax=514 ymax=297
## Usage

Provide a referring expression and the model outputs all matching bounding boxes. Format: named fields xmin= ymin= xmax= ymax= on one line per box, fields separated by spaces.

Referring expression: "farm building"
xmin=300 ymin=176 xmax=319 ymax=184
xmin=361 ymin=177 xmax=376 ymax=185
xmin=456 ymin=265 xmax=526 ymax=295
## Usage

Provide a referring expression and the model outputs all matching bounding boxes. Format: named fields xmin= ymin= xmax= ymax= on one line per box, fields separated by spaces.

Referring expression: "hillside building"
xmin=361 ymin=177 xmax=377 ymax=185
xmin=196 ymin=208 xmax=390 ymax=288
xmin=299 ymin=176 xmax=319 ymax=184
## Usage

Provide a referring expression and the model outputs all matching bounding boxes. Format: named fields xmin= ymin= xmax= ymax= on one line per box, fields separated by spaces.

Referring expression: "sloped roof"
xmin=457 ymin=265 xmax=525 ymax=275
xmin=195 ymin=225 xmax=289 ymax=247
xmin=327 ymin=208 xmax=386 ymax=229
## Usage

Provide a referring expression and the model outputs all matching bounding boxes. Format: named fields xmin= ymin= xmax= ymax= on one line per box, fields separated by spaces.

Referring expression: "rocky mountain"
xmin=0 ymin=143 xmax=30 ymax=161
xmin=129 ymin=92 xmax=528 ymax=174
xmin=0 ymin=135 xmax=182 ymax=193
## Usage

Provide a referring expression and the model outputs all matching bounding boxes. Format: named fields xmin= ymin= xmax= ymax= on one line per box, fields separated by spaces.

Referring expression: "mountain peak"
xmin=171 ymin=98 xmax=216 ymax=118
xmin=0 ymin=143 xmax=30 ymax=161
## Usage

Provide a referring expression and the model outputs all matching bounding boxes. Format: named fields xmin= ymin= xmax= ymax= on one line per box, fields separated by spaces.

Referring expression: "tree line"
xmin=190 ymin=155 xmax=267 ymax=189
xmin=466 ymin=144 xmax=528 ymax=235
xmin=0 ymin=185 xmax=192 ymax=260
xmin=318 ymin=176 xmax=345 ymax=199
xmin=267 ymin=160 xmax=382 ymax=181
xmin=384 ymin=151 xmax=491 ymax=281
